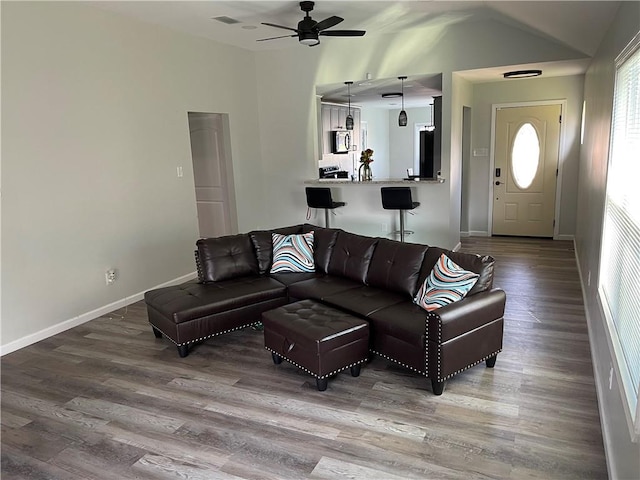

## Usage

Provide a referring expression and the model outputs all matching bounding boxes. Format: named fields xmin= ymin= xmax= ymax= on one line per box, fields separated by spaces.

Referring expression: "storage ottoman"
xmin=262 ymin=299 xmax=370 ymax=391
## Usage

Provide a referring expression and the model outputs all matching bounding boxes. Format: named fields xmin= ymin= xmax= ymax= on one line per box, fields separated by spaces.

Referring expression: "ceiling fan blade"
xmin=320 ymin=30 xmax=366 ymax=37
xmin=261 ymin=22 xmax=298 ymax=33
xmin=256 ymin=34 xmax=298 ymax=42
xmin=315 ymin=16 xmax=343 ymax=31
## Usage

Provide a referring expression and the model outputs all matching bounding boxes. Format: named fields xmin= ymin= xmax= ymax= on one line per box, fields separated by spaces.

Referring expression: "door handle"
xmin=495 ymin=181 xmax=502 ymax=186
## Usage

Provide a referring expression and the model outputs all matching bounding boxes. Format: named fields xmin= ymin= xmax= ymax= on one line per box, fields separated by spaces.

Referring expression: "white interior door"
xmin=492 ymin=104 xmax=561 ymax=237
xmin=188 ymin=113 xmax=233 ymax=238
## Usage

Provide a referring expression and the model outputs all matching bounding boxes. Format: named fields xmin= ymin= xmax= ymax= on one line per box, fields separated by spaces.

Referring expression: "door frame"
xmin=487 ymin=99 xmax=567 ymax=239
xmin=187 ymin=111 xmax=239 ymax=237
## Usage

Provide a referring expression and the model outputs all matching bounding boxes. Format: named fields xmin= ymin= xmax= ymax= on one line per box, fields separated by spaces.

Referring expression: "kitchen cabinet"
xmin=320 ymin=103 xmax=361 ymax=157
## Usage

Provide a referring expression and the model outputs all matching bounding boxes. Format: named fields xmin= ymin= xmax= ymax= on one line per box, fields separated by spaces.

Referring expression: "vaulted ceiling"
xmin=96 ymin=1 xmax=619 ymax=56
xmin=94 ymin=1 xmax=621 ymax=107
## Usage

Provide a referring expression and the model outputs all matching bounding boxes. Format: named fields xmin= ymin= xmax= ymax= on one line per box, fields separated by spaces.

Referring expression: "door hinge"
xmin=559 ymin=114 xmax=562 ymax=123
xmin=556 ymin=168 xmax=559 ymax=177
xmin=553 ymin=219 xmax=556 ymax=227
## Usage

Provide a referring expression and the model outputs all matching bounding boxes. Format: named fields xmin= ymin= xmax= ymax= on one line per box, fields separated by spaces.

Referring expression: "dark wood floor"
xmin=1 ymin=237 xmax=607 ymax=479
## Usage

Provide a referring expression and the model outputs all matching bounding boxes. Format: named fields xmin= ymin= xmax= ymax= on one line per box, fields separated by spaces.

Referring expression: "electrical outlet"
xmin=176 ymin=166 xmax=183 ymax=178
xmin=105 ymin=269 xmax=117 ymax=285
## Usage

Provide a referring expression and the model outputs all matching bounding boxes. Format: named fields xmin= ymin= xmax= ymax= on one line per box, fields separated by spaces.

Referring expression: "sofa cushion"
xmin=322 ymin=286 xmax=406 ymax=317
xmin=366 ymin=239 xmax=428 ymax=297
xmin=196 ymin=234 xmax=259 ymax=283
xmin=327 ymin=231 xmax=378 ymax=284
xmin=367 ymin=301 xmax=427 ymax=350
xmin=419 ymin=247 xmax=494 ymax=296
xmin=302 ymin=224 xmax=340 ymax=274
xmin=287 ymin=275 xmax=362 ymax=301
xmin=269 ymin=272 xmax=320 ymax=286
xmin=249 ymin=225 xmax=304 ymax=274
xmin=270 ymin=232 xmax=315 ymax=273
xmin=144 ymin=277 xmax=286 ymax=324
xmin=414 ymin=254 xmax=479 ymax=311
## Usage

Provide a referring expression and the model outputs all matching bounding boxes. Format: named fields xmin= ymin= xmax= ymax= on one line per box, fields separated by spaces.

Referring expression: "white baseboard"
xmin=572 ymin=241 xmax=615 ymax=480
xmin=0 ymin=272 xmax=197 ymax=356
xmin=452 ymin=241 xmax=462 ymax=252
xmin=460 ymin=231 xmax=470 ymax=238
xmin=469 ymin=231 xmax=490 ymax=237
xmin=554 ymin=234 xmax=575 ymax=241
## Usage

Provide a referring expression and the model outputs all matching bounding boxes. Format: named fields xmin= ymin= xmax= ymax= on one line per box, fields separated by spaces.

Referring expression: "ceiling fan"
xmin=257 ymin=1 xmax=366 ymax=47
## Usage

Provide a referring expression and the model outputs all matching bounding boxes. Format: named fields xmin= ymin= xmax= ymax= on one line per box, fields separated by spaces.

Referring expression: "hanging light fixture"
xmin=345 ymin=81 xmax=354 ymax=130
xmin=426 ymin=101 xmax=435 ymax=132
xmin=398 ymin=76 xmax=407 ymax=127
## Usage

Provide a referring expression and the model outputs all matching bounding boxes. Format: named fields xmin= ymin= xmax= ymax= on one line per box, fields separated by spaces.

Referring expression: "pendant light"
xmin=426 ymin=101 xmax=435 ymax=131
xmin=345 ymin=81 xmax=354 ymax=130
xmin=398 ymin=76 xmax=407 ymax=127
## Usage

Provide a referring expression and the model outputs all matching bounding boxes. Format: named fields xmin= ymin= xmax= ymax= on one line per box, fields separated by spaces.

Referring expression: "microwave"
xmin=331 ymin=130 xmax=350 ymax=154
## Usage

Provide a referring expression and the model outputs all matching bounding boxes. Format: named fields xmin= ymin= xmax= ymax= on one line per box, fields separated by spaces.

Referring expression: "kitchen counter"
xmin=305 ymin=178 xmax=445 ymax=185
xmin=302 ymin=176 xmax=450 ymax=247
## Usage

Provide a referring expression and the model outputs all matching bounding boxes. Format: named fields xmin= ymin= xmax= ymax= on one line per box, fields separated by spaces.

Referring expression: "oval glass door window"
xmin=511 ymin=123 xmax=540 ymax=189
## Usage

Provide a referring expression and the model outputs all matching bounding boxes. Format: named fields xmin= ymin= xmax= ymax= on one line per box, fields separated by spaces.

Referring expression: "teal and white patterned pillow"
xmin=414 ymin=254 xmax=479 ymax=311
xmin=270 ymin=232 xmax=315 ymax=273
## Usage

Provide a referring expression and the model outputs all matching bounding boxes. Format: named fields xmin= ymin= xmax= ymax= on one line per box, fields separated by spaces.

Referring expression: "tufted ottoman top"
xmin=262 ymin=299 xmax=368 ymax=355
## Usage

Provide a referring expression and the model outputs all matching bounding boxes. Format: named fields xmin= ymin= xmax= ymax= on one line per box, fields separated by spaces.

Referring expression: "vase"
xmin=359 ymin=163 xmax=372 ymax=181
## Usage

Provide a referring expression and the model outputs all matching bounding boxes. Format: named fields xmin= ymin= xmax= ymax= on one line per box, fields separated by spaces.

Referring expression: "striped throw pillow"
xmin=414 ymin=254 xmax=479 ymax=311
xmin=270 ymin=232 xmax=315 ymax=273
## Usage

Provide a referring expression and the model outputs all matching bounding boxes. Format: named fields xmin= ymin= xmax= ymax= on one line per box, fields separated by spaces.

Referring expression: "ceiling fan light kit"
xmin=503 ymin=69 xmax=542 ymax=79
xmin=258 ymin=1 xmax=365 ymax=46
xmin=398 ymin=76 xmax=408 ymax=127
xmin=299 ymin=32 xmax=320 ymax=46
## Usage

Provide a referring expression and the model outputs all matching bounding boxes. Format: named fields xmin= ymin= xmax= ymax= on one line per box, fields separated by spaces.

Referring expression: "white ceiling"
xmin=94 ymin=1 xmax=621 ymax=107
xmin=317 ymin=74 xmax=443 ymax=109
xmin=95 ymin=1 xmax=619 ymax=54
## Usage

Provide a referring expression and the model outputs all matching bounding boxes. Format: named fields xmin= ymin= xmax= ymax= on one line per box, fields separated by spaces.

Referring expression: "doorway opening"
xmin=187 ymin=112 xmax=238 ymax=238
xmin=461 ymin=106 xmax=472 ymax=235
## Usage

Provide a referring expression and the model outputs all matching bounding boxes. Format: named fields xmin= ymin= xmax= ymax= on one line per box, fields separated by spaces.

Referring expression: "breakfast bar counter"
xmin=302 ymin=177 xmax=452 ymax=248
xmin=304 ymin=178 xmax=445 ymax=186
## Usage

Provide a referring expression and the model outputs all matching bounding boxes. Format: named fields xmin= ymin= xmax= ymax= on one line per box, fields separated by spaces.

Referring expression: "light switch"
xmin=177 ymin=166 xmax=183 ymax=178
xmin=473 ymin=148 xmax=489 ymax=157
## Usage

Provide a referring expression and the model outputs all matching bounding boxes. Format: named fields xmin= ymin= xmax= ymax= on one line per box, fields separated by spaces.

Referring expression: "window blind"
xmin=598 ymin=32 xmax=640 ymax=438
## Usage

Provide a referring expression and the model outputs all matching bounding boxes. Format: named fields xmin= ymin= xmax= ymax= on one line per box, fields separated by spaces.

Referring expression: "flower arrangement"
xmin=360 ymin=148 xmax=374 ymax=165
xmin=358 ymin=148 xmax=374 ymax=181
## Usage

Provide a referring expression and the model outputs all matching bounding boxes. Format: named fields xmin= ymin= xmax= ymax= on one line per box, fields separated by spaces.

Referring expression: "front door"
xmin=188 ymin=112 xmax=233 ymax=238
xmin=492 ymin=104 xmax=561 ymax=237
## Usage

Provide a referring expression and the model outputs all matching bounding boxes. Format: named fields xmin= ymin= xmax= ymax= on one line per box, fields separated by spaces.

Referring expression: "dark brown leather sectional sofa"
xmin=144 ymin=224 xmax=506 ymax=395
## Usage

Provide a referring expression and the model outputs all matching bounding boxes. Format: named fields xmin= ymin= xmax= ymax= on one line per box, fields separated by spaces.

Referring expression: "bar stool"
xmin=381 ymin=187 xmax=420 ymax=242
xmin=305 ymin=187 xmax=345 ymax=228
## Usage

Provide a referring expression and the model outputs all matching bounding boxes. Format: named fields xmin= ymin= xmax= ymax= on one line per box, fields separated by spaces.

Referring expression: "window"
xmin=598 ymin=32 xmax=640 ymax=440
xmin=511 ymin=123 xmax=540 ymax=189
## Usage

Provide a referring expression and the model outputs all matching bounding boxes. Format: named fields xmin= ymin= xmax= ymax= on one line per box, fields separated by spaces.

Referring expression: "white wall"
xmin=575 ymin=2 xmax=640 ymax=478
xmin=388 ymin=107 xmax=431 ymax=179
xmin=467 ymin=75 xmax=585 ymax=238
xmin=359 ymin=106 xmax=390 ymax=179
xmin=1 ymin=3 xmax=262 ymax=349
xmin=450 ymin=74 xmax=474 ymax=248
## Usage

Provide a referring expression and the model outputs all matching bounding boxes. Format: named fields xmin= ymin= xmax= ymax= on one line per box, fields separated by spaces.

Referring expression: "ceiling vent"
xmin=213 ymin=16 xmax=241 ymax=25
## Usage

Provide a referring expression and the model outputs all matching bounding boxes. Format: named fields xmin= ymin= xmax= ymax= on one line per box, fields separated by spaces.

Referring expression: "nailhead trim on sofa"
xmin=440 ymin=349 xmax=502 ymax=381
xmin=369 ymin=349 xmax=424 ymax=374
xmin=150 ymin=321 xmax=259 ymax=347
xmin=264 ymin=345 xmax=367 ymax=380
xmin=371 ymin=346 xmax=502 ymax=382
xmin=194 ymin=250 xmax=205 ymax=283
